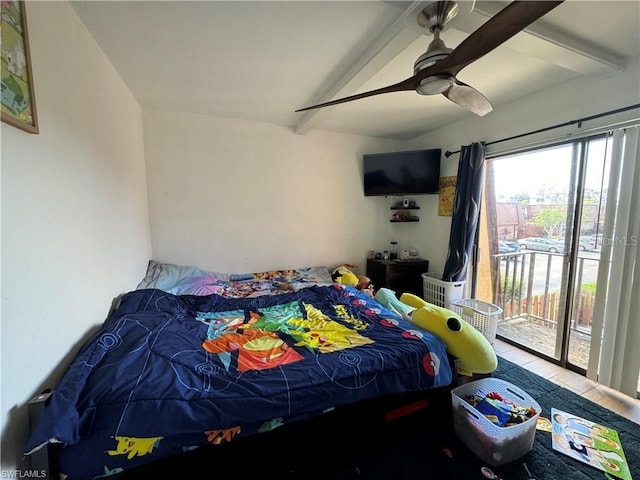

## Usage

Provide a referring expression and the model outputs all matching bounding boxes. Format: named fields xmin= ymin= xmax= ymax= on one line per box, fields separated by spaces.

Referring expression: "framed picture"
xmin=1 ymin=0 xmax=39 ymax=134
xmin=438 ymin=176 xmax=457 ymax=216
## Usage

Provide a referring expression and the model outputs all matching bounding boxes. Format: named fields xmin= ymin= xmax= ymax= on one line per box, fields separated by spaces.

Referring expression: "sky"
xmin=492 ymin=138 xmax=610 ymax=202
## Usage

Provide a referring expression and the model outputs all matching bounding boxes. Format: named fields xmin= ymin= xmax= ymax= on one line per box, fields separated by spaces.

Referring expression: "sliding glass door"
xmin=475 ymin=135 xmax=610 ymax=372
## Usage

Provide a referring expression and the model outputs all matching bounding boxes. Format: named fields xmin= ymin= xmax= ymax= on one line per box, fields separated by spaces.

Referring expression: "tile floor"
xmin=494 ymin=338 xmax=640 ymax=425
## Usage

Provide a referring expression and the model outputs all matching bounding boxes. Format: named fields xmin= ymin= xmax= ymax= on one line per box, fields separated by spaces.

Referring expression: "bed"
xmin=25 ymin=261 xmax=455 ymax=479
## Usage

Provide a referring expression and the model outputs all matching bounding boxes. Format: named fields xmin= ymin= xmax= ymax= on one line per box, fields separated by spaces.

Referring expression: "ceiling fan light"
xmin=417 ymin=75 xmax=454 ymax=95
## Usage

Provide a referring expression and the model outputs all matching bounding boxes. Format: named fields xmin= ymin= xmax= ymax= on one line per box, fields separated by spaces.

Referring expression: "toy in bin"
xmin=451 ymin=378 xmax=541 ymax=467
xmin=463 ymin=390 xmax=537 ymax=428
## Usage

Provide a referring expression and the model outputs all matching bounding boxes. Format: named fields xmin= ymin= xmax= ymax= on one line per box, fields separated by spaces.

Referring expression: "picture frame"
xmin=438 ymin=176 xmax=457 ymax=216
xmin=1 ymin=0 xmax=39 ymax=134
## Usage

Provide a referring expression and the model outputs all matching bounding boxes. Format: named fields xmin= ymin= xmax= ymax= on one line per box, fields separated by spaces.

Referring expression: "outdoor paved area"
xmin=497 ymin=316 xmax=592 ymax=369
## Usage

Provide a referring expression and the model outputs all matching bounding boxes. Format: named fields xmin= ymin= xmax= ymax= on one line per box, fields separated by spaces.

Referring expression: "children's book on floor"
xmin=551 ymin=408 xmax=632 ymax=480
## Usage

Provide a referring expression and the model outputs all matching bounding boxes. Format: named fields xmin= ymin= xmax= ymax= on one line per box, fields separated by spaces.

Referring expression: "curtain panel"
xmin=587 ymin=127 xmax=640 ymax=397
xmin=442 ymin=142 xmax=486 ymax=282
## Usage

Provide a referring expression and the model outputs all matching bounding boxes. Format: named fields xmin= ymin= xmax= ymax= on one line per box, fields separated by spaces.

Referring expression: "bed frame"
xmin=28 ymin=358 xmax=461 ymax=480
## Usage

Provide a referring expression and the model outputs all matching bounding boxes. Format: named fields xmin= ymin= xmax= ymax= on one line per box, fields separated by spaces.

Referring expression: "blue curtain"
xmin=442 ymin=142 xmax=486 ymax=282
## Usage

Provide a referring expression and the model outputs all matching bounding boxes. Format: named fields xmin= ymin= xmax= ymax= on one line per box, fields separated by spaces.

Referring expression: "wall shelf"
xmin=390 ymin=202 xmax=420 ymax=222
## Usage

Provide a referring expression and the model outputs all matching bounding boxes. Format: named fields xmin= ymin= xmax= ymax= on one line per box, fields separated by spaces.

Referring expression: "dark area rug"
xmin=112 ymin=356 xmax=639 ymax=480
xmin=324 ymin=356 xmax=640 ymax=480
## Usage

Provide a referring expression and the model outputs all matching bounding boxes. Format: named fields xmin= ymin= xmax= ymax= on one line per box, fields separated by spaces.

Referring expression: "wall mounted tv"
xmin=363 ymin=148 xmax=441 ymax=196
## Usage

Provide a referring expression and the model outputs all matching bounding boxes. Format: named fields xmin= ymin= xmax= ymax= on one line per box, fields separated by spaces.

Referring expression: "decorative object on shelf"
xmin=439 ymin=176 xmax=457 ymax=216
xmin=1 ymin=0 xmax=38 ymax=134
xmin=392 ymin=200 xmax=420 ymax=210
xmin=390 ymin=241 xmax=398 ymax=260
xmin=390 ymin=200 xmax=420 ymax=221
xmin=390 ymin=210 xmax=419 ymax=222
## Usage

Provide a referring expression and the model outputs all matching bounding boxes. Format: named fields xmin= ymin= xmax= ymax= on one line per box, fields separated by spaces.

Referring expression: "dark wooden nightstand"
xmin=366 ymin=258 xmax=429 ymax=297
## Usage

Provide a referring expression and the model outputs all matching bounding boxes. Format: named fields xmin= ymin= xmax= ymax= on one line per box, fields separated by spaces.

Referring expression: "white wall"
xmin=142 ymin=108 xmax=406 ymax=275
xmin=405 ymin=56 xmax=640 ymax=275
xmin=1 ymin=2 xmax=151 ymax=469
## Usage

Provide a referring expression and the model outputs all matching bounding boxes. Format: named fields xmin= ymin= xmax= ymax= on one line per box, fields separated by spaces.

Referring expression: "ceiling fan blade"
xmin=295 ymin=1 xmax=563 ymax=113
xmin=295 ymin=76 xmax=418 ymax=112
xmin=438 ymin=1 xmax=564 ymax=77
xmin=442 ymin=80 xmax=492 ymax=116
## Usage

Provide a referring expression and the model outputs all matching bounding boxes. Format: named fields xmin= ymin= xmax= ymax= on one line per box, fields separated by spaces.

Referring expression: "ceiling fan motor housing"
xmin=414 ymin=35 xmax=453 ymax=95
xmin=414 ymin=37 xmax=452 ymax=73
xmin=414 ymin=1 xmax=458 ymax=95
xmin=416 ymin=74 xmax=454 ymax=95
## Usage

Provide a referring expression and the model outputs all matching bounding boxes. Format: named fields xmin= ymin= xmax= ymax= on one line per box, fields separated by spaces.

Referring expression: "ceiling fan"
xmin=295 ymin=0 xmax=564 ymax=116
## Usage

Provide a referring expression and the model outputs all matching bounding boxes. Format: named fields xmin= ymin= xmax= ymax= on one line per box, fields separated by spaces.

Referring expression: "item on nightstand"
xmin=390 ymin=242 xmax=398 ymax=260
xmin=400 ymin=249 xmax=410 ymax=260
xmin=398 ymin=293 xmax=497 ymax=377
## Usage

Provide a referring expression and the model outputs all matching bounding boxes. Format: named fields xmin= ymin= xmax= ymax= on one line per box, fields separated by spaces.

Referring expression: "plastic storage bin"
xmin=451 ymin=378 xmax=541 ymax=466
xmin=452 ymin=299 xmax=503 ymax=346
xmin=422 ymin=272 xmax=465 ymax=310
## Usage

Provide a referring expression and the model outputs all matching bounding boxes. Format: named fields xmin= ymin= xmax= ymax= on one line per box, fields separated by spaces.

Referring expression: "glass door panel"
xmin=477 ymin=136 xmax=610 ymax=372
xmin=566 ymin=137 xmax=610 ymax=369
xmin=477 ymin=144 xmax=576 ymax=361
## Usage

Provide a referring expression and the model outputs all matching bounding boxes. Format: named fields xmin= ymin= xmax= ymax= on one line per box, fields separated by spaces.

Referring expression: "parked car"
xmin=579 ymin=236 xmax=598 ymax=251
xmin=557 ymin=236 xmax=597 ymax=251
xmin=498 ymin=241 xmax=521 ymax=254
xmin=517 ymin=237 xmax=565 ymax=253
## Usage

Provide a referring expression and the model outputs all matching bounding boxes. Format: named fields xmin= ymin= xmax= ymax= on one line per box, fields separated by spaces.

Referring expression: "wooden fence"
xmin=500 ymin=289 xmax=596 ymax=327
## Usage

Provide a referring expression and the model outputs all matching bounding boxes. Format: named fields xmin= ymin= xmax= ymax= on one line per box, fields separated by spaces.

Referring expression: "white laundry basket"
xmin=422 ymin=272 xmax=465 ymax=310
xmin=452 ymin=299 xmax=503 ymax=346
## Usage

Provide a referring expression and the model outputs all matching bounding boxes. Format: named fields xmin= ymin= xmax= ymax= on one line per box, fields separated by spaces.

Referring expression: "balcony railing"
xmin=490 ymin=250 xmax=601 ymax=367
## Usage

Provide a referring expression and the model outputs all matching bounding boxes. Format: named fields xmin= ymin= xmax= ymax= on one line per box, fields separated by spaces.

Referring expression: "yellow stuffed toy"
xmin=331 ymin=264 xmax=360 ymax=288
xmin=332 ymin=264 xmax=374 ymax=297
xmin=399 ymin=293 xmax=497 ymax=377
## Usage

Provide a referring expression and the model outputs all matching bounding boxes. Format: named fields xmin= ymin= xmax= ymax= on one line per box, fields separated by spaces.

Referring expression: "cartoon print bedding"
xmin=25 ymin=284 xmax=452 ymax=479
xmin=135 ymin=260 xmax=336 ymax=297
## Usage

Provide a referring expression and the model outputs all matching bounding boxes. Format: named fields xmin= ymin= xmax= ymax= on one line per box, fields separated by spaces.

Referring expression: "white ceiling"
xmin=71 ymin=0 xmax=640 ymax=140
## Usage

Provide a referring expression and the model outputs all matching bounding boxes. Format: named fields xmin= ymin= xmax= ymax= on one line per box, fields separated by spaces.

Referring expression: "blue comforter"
xmin=25 ymin=285 xmax=452 ymax=479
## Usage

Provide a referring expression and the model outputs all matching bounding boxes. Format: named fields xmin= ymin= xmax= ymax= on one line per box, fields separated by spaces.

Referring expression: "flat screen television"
xmin=363 ymin=148 xmax=441 ymax=196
